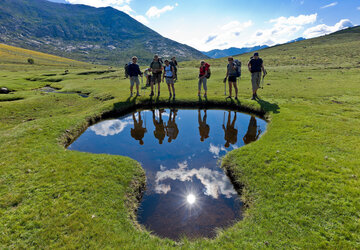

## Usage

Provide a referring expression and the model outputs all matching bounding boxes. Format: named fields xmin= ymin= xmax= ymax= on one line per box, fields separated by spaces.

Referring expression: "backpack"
xmin=170 ymin=61 xmax=177 ymax=73
xmin=234 ymin=59 xmax=241 ymax=77
xmin=150 ymin=61 xmax=162 ymax=70
xmin=124 ymin=63 xmax=130 ymax=76
xmin=203 ymin=63 xmax=211 ymax=79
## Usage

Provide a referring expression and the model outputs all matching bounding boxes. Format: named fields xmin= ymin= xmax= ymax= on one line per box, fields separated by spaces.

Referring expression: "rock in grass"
xmin=0 ymin=87 xmax=9 ymax=94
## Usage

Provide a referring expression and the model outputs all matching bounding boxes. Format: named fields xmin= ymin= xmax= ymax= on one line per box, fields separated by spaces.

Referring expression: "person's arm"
xmin=226 ymin=65 xmax=229 ymax=78
xmin=171 ymin=66 xmax=175 ymax=79
xmin=137 ymin=65 xmax=142 ymax=76
xmin=248 ymin=61 xmax=252 ymax=73
xmin=261 ymin=63 xmax=266 ymax=76
xmin=162 ymin=68 xmax=165 ymax=82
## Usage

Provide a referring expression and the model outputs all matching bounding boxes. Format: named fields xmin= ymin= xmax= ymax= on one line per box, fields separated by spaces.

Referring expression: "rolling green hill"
xmin=0 ymin=0 xmax=207 ymax=65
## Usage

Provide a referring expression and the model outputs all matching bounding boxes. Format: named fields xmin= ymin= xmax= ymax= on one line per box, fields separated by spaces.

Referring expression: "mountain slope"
xmin=0 ymin=0 xmax=207 ymax=65
xmin=202 ymin=45 xmax=269 ymax=59
xmin=0 ymin=43 xmax=88 ymax=66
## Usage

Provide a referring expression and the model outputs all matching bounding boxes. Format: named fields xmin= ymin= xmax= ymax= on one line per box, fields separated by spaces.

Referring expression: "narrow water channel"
xmin=68 ymin=108 xmax=267 ymax=240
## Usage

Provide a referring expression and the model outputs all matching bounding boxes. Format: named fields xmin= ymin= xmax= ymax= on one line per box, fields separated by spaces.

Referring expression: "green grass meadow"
xmin=0 ymin=27 xmax=360 ymax=248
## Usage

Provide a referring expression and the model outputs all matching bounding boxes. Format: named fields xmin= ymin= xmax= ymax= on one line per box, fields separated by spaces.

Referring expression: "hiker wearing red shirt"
xmin=198 ymin=61 xmax=210 ymax=98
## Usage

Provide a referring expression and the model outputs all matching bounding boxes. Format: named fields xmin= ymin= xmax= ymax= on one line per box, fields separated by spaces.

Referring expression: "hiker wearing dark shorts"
xmin=162 ymin=59 xmax=176 ymax=99
xmin=198 ymin=61 xmax=210 ymax=98
xmin=150 ymin=55 xmax=163 ymax=96
xmin=248 ymin=52 xmax=266 ymax=100
xmin=128 ymin=56 xmax=143 ymax=97
xmin=225 ymin=57 xmax=238 ymax=100
xmin=170 ymin=57 xmax=178 ymax=82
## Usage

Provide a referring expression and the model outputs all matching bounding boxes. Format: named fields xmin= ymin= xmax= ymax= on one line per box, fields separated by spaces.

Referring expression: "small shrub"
xmin=27 ymin=58 xmax=35 ymax=64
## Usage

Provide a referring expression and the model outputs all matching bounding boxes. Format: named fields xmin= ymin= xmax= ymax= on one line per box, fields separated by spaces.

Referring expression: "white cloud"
xmin=90 ymin=117 xmax=133 ymax=136
xmin=154 ymin=163 xmax=237 ymax=199
xmin=303 ymin=19 xmax=353 ymax=38
xmin=133 ymin=15 xmax=149 ymax=25
xmin=269 ymin=14 xmax=317 ymax=26
xmin=357 ymin=6 xmax=360 ymax=10
xmin=146 ymin=4 xmax=177 ymax=18
xmin=65 ymin=0 xmax=132 ymax=10
xmin=209 ymin=143 xmax=227 ymax=158
xmin=320 ymin=2 xmax=338 ymax=9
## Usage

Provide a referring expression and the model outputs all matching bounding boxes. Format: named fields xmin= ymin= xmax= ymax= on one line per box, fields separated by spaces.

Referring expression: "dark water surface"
xmin=68 ymin=109 xmax=267 ymax=240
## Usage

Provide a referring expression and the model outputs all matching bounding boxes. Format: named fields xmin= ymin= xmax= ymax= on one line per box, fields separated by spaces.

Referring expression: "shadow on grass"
xmin=256 ymin=98 xmax=280 ymax=114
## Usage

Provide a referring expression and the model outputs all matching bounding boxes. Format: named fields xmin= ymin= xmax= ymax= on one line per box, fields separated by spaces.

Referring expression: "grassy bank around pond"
xmin=1 ymin=28 xmax=360 ymax=248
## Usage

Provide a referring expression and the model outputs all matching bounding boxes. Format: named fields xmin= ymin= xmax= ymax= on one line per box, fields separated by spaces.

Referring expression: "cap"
xmin=254 ymin=52 xmax=259 ymax=56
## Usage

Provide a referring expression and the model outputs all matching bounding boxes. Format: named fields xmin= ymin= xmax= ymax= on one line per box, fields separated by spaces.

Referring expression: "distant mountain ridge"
xmin=0 ymin=0 xmax=207 ymax=65
xmin=203 ymin=37 xmax=306 ymax=59
xmin=202 ymin=45 xmax=269 ymax=59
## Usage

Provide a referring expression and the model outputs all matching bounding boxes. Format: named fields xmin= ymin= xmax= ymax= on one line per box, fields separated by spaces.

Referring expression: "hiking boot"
xmin=136 ymin=93 xmax=141 ymax=97
xmin=173 ymin=94 xmax=175 ymax=100
xmin=169 ymin=93 xmax=172 ymax=98
xmin=204 ymin=94 xmax=207 ymax=98
xmin=226 ymin=96 xmax=232 ymax=99
xmin=251 ymin=94 xmax=256 ymax=100
xmin=130 ymin=93 xmax=133 ymax=97
xmin=235 ymin=96 xmax=238 ymax=100
xmin=158 ymin=92 xmax=160 ymax=97
xmin=149 ymin=91 xmax=154 ymax=97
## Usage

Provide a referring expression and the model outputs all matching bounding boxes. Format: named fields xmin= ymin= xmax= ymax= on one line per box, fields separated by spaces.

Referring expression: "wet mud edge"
xmin=61 ymin=100 xmax=268 ymax=239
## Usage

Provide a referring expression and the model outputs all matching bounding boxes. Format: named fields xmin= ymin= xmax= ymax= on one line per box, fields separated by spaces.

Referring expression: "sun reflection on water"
xmin=186 ymin=194 xmax=196 ymax=205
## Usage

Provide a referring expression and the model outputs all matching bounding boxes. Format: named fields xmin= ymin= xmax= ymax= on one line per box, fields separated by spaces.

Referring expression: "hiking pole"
xmin=141 ymin=75 xmax=144 ymax=95
xmin=223 ymin=77 xmax=227 ymax=96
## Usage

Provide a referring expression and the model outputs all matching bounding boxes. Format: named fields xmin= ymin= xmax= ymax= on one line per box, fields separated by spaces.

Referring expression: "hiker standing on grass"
xmin=162 ymin=59 xmax=176 ymax=99
xmin=170 ymin=56 xmax=178 ymax=82
xmin=198 ymin=61 xmax=210 ymax=98
xmin=248 ymin=52 xmax=266 ymax=100
xmin=225 ymin=57 xmax=239 ymax=100
xmin=150 ymin=55 xmax=163 ymax=97
xmin=128 ymin=56 xmax=143 ymax=97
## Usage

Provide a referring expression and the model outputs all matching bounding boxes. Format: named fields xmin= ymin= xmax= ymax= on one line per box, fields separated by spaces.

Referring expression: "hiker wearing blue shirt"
xmin=162 ymin=59 xmax=176 ymax=100
xmin=225 ymin=57 xmax=239 ymax=100
xmin=128 ymin=56 xmax=143 ymax=97
xmin=248 ymin=52 xmax=266 ymax=100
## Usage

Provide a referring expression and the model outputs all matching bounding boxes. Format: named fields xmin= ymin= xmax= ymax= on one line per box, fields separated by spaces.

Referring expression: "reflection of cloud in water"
xmin=90 ymin=117 xmax=133 ymax=136
xmin=209 ymin=143 xmax=227 ymax=158
xmin=154 ymin=161 xmax=236 ymax=199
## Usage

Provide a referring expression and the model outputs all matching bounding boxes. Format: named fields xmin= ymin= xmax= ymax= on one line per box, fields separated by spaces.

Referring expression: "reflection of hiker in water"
xmin=222 ymin=111 xmax=238 ymax=148
xmin=166 ymin=109 xmax=179 ymax=143
xmin=130 ymin=112 xmax=147 ymax=145
xmin=152 ymin=109 xmax=166 ymax=144
xmin=243 ymin=116 xmax=261 ymax=145
xmin=198 ymin=109 xmax=210 ymax=142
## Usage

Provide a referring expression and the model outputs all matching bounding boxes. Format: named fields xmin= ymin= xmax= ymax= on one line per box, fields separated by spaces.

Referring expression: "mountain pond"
xmin=68 ymin=108 xmax=267 ymax=240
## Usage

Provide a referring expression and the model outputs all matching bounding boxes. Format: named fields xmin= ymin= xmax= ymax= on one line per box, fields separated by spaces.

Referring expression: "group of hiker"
xmin=125 ymin=52 xmax=266 ymax=100
xmin=130 ymin=109 xmax=262 ymax=147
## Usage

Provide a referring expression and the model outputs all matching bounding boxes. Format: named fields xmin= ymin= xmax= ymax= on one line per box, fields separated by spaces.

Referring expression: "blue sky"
xmin=50 ymin=0 xmax=359 ymax=51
